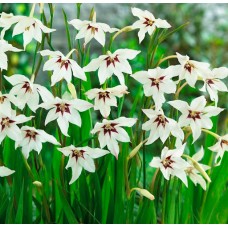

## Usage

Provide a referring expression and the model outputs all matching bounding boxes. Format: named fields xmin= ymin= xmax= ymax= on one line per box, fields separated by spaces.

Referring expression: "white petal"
xmin=0 ymin=166 xmax=15 ymax=177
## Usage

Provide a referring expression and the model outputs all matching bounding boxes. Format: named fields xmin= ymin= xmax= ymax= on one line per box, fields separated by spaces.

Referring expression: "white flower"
xmin=4 ymin=74 xmax=53 ymax=112
xmin=142 ymin=108 xmax=184 ymax=145
xmin=0 ymin=12 xmax=20 ymax=38
xmin=16 ymin=126 xmax=60 ymax=159
xmin=12 ymin=15 xmax=55 ymax=49
xmin=168 ymin=96 xmax=223 ymax=143
xmin=39 ymin=96 xmax=93 ymax=136
xmin=84 ymin=49 xmax=140 ymax=85
xmin=58 ymin=145 xmax=109 ymax=184
xmin=0 ymin=166 xmax=15 ymax=177
xmin=200 ymin=67 xmax=228 ymax=104
xmin=0 ymin=91 xmax=17 ymax=116
xmin=68 ymin=12 xmax=118 ymax=47
xmin=131 ymin=7 xmax=171 ymax=43
xmin=131 ymin=66 xmax=179 ymax=108
xmin=0 ymin=39 xmax=22 ymax=70
xmin=0 ymin=110 xmax=33 ymax=144
xmin=85 ymin=85 xmax=128 ymax=118
xmin=175 ymin=52 xmax=210 ymax=88
xmin=150 ymin=144 xmax=189 ymax=186
xmin=209 ymin=134 xmax=228 ymax=164
xmin=40 ymin=49 xmax=86 ymax=86
xmin=91 ymin=117 xmax=137 ymax=159
xmin=185 ymin=147 xmax=210 ymax=190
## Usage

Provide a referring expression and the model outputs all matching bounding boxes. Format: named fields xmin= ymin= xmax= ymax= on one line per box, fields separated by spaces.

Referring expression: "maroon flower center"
xmin=105 ymin=55 xmax=120 ymax=67
xmin=25 ymin=23 xmax=35 ymax=31
xmin=149 ymin=76 xmax=165 ymax=90
xmin=72 ymin=149 xmax=85 ymax=161
xmin=0 ymin=117 xmax=15 ymax=131
xmin=220 ymin=139 xmax=228 ymax=148
xmin=98 ymin=91 xmax=110 ymax=102
xmin=87 ymin=24 xmax=98 ymax=35
xmin=56 ymin=56 xmax=71 ymax=70
xmin=187 ymin=110 xmax=202 ymax=121
xmin=55 ymin=103 xmax=71 ymax=115
xmin=103 ymin=123 xmax=118 ymax=136
xmin=162 ymin=155 xmax=174 ymax=169
xmin=0 ymin=96 xmax=6 ymax=104
xmin=154 ymin=114 xmax=169 ymax=128
xmin=22 ymin=82 xmax=32 ymax=93
xmin=184 ymin=62 xmax=194 ymax=73
xmin=25 ymin=130 xmax=38 ymax=141
xmin=143 ymin=18 xmax=155 ymax=27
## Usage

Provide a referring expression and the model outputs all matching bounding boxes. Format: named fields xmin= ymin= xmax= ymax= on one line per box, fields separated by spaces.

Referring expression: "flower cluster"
xmin=0 ymin=4 xmax=227 ymax=192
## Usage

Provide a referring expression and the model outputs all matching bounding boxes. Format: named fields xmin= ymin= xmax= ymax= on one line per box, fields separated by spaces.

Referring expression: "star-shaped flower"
xmin=185 ymin=147 xmax=210 ymax=190
xmin=150 ymin=143 xmax=189 ymax=186
xmin=12 ymin=15 xmax=56 ymax=49
xmin=85 ymin=85 xmax=128 ymax=118
xmin=4 ymin=74 xmax=53 ymax=112
xmin=16 ymin=126 xmax=60 ymax=159
xmin=208 ymin=134 xmax=228 ymax=164
xmin=91 ymin=117 xmax=137 ymax=159
xmin=131 ymin=66 xmax=179 ymax=108
xmin=58 ymin=145 xmax=109 ymax=184
xmin=142 ymin=108 xmax=184 ymax=145
xmin=40 ymin=49 xmax=86 ymax=86
xmin=39 ymin=96 xmax=93 ymax=136
xmin=84 ymin=49 xmax=140 ymax=85
xmin=131 ymin=7 xmax=171 ymax=43
xmin=175 ymin=52 xmax=210 ymax=87
xmin=200 ymin=67 xmax=228 ymax=104
xmin=68 ymin=12 xmax=118 ymax=47
xmin=168 ymin=96 xmax=223 ymax=143
xmin=0 ymin=110 xmax=33 ymax=144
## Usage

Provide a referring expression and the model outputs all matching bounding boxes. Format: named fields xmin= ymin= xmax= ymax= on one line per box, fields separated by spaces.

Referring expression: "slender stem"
xmin=201 ymin=128 xmax=220 ymax=139
xmin=156 ymin=55 xmax=177 ymax=66
xmin=175 ymin=81 xmax=188 ymax=99
xmin=149 ymin=168 xmax=159 ymax=193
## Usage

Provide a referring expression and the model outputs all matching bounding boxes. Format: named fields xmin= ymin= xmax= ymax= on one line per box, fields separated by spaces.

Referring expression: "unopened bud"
xmin=131 ymin=188 xmax=155 ymax=200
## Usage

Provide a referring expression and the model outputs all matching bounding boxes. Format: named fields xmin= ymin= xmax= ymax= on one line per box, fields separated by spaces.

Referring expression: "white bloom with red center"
xmin=142 ymin=109 xmax=184 ymax=145
xmin=150 ymin=144 xmax=189 ymax=186
xmin=0 ymin=92 xmax=17 ymax=116
xmin=68 ymin=12 xmax=118 ymax=47
xmin=168 ymin=96 xmax=223 ymax=143
xmin=131 ymin=66 xmax=179 ymax=108
xmin=0 ymin=39 xmax=22 ymax=70
xmin=40 ymin=49 xmax=86 ymax=86
xmin=0 ymin=166 xmax=15 ymax=177
xmin=200 ymin=67 xmax=228 ymax=104
xmin=58 ymin=145 xmax=109 ymax=184
xmin=185 ymin=147 xmax=210 ymax=190
xmin=15 ymin=126 xmax=60 ymax=159
xmin=208 ymin=134 xmax=228 ymax=164
xmin=85 ymin=85 xmax=128 ymax=118
xmin=131 ymin=7 xmax=171 ymax=43
xmin=4 ymin=74 xmax=53 ymax=112
xmin=91 ymin=117 xmax=137 ymax=159
xmin=12 ymin=15 xmax=55 ymax=49
xmin=39 ymin=96 xmax=93 ymax=136
xmin=175 ymin=52 xmax=210 ymax=88
xmin=84 ymin=49 xmax=140 ymax=85
xmin=0 ymin=110 xmax=33 ymax=144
